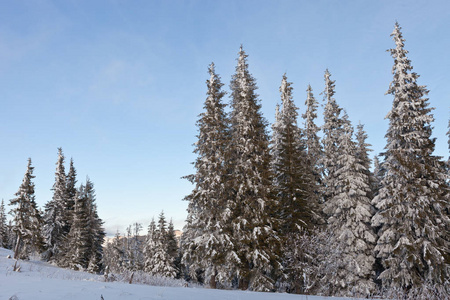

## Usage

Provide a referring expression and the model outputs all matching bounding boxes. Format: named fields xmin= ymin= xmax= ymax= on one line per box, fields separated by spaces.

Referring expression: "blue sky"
xmin=1 ymin=0 xmax=449 ymax=235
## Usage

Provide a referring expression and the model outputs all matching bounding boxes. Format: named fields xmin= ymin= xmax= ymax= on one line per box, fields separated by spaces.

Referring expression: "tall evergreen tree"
xmin=371 ymin=23 xmax=449 ymax=290
xmin=182 ymin=62 xmax=236 ymax=288
xmin=65 ymin=158 xmax=77 ymax=229
xmin=43 ymin=148 xmax=68 ymax=261
xmin=323 ymin=120 xmax=376 ymax=296
xmin=85 ymin=178 xmax=105 ymax=273
xmin=271 ymin=75 xmax=316 ymax=293
xmin=271 ymin=74 xmax=314 ymax=233
xmin=0 ymin=199 xmax=7 ymax=248
xmin=228 ymin=46 xmax=279 ymax=291
xmin=10 ymin=158 xmax=44 ymax=259
xmin=302 ymin=84 xmax=323 ymax=191
xmin=270 ymin=104 xmax=282 ymax=174
xmin=64 ymin=184 xmax=90 ymax=270
xmin=321 ymin=69 xmax=345 ymax=204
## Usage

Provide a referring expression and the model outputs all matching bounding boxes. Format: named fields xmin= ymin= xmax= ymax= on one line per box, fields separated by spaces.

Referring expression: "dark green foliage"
xmin=271 ymin=74 xmax=314 ymax=234
xmin=63 ymin=178 xmax=105 ymax=272
xmin=65 ymin=158 xmax=77 ymax=229
xmin=85 ymin=179 xmax=105 ymax=273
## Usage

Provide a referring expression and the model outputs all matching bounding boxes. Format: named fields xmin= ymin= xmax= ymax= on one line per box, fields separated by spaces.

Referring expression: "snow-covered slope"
xmin=0 ymin=248 xmax=363 ymax=300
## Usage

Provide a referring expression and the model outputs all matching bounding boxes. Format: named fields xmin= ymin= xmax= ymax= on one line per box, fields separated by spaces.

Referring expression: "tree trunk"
xmin=239 ymin=278 xmax=249 ymax=290
xmin=210 ymin=272 xmax=217 ymax=289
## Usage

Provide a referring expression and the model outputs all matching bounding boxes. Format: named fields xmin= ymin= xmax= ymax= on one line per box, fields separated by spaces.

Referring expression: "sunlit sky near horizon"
xmin=1 ymin=1 xmax=449 ymax=236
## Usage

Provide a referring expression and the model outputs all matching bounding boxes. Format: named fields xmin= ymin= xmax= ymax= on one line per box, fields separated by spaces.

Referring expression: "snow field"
xmin=0 ymin=248 xmax=368 ymax=300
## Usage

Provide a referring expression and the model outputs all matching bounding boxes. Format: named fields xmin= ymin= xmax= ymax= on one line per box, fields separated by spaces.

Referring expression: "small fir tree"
xmin=146 ymin=213 xmax=177 ymax=278
xmin=144 ymin=218 xmax=157 ymax=273
xmin=166 ymin=219 xmax=179 ymax=271
xmin=10 ymin=158 xmax=44 ymax=259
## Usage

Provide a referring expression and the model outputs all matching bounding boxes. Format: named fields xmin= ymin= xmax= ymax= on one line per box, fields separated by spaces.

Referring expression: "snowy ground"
xmin=0 ymin=248 xmax=366 ymax=300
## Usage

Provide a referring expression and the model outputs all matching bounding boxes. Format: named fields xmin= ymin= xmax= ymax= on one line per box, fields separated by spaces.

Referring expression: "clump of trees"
xmin=5 ymin=148 xmax=105 ymax=273
xmin=181 ymin=23 xmax=449 ymax=298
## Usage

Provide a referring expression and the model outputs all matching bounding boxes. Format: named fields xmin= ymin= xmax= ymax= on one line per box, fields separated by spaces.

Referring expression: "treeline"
xmin=180 ymin=23 xmax=450 ymax=298
xmin=0 ymin=148 xmax=105 ymax=273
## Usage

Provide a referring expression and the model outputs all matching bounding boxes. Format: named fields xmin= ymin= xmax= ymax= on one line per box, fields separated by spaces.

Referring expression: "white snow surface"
xmin=0 ymin=248 xmax=367 ymax=300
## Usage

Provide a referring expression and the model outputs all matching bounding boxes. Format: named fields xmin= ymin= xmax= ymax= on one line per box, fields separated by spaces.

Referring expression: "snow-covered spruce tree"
xmin=355 ymin=123 xmax=377 ymax=201
xmin=228 ymin=46 xmax=279 ymax=291
xmin=64 ymin=184 xmax=90 ymax=270
xmin=85 ymin=178 xmax=105 ymax=273
xmin=270 ymin=104 xmax=281 ymax=175
xmin=182 ymin=62 xmax=236 ymax=288
xmin=371 ymin=23 xmax=449 ymax=291
xmin=180 ymin=212 xmax=198 ymax=281
xmin=166 ymin=219 xmax=179 ymax=275
xmin=43 ymin=148 xmax=68 ymax=262
xmin=0 ymin=199 xmax=8 ymax=248
xmin=10 ymin=158 xmax=44 ymax=259
xmin=302 ymin=85 xmax=324 ymax=220
xmin=143 ymin=218 xmax=157 ymax=274
xmin=303 ymin=85 xmax=323 ymax=173
xmin=158 ymin=211 xmax=167 ymax=240
xmin=271 ymin=74 xmax=314 ymax=235
xmin=323 ymin=120 xmax=376 ymax=297
xmin=270 ymin=75 xmax=316 ymax=293
xmin=65 ymin=158 xmax=77 ymax=229
xmin=147 ymin=212 xmax=177 ymax=278
xmin=321 ymin=69 xmax=345 ymax=205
